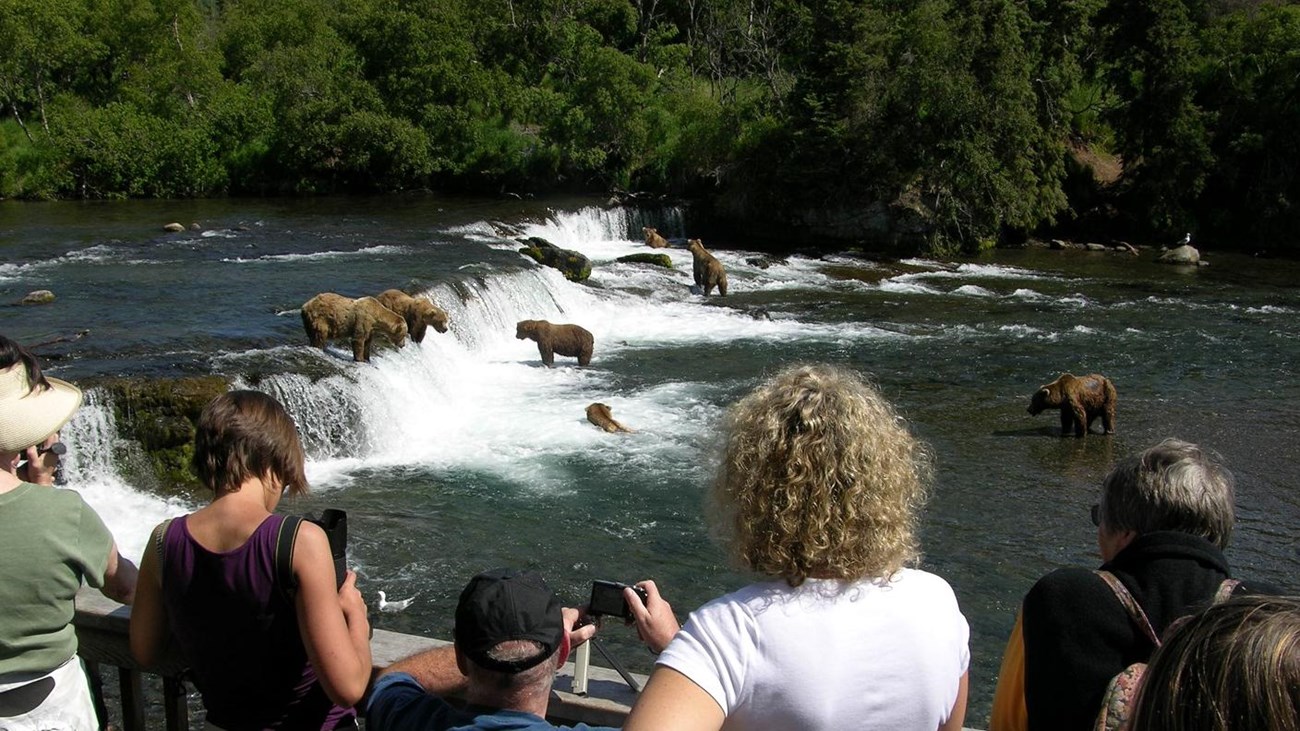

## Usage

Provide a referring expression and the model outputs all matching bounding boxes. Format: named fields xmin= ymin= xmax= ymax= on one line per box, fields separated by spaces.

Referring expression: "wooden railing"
xmin=73 ymin=588 xmax=640 ymax=729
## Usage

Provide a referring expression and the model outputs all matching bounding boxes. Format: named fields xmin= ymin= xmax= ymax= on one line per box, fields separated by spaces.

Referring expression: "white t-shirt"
xmin=656 ymin=569 xmax=970 ymax=731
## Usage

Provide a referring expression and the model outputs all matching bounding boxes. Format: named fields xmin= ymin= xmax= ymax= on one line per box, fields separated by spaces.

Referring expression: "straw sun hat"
xmin=0 ymin=362 xmax=82 ymax=453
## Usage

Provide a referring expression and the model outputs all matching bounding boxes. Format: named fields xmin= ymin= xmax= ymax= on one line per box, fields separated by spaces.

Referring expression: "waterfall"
xmin=60 ymin=390 xmax=190 ymax=561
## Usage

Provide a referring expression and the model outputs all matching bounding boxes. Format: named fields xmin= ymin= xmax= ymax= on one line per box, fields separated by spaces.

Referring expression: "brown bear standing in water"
xmin=515 ymin=320 xmax=594 ymax=367
xmin=301 ymin=293 xmax=408 ymax=363
xmin=1027 ymin=373 xmax=1117 ymax=437
xmin=687 ymin=239 xmax=728 ymax=296
xmin=643 ymin=227 xmax=670 ymax=249
xmin=586 ymin=403 xmax=634 ymax=433
xmin=375 ymin=289 xmax=450 ymax=343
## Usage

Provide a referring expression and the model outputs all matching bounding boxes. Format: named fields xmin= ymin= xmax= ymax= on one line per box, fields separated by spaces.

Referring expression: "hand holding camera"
xmin=587 ymin=580 xmax=649 ymax=621
xmin=17 ymin=438 xmax=67 ymax=486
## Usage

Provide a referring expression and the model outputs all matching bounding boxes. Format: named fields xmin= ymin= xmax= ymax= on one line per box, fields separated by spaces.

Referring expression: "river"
xmin=2 ymin=195 xmax=1297 ymax=724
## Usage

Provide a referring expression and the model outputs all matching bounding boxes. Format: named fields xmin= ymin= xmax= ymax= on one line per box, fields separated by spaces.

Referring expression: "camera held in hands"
xmin=588 ymin=580 xmax=648 ymax=621
xmin=306 ymin=509 xmax=347 ymax=589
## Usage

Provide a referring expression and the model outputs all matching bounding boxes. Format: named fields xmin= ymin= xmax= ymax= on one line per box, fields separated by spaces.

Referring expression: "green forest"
xmin=1 ymin=0 xmax=1297 ymax=254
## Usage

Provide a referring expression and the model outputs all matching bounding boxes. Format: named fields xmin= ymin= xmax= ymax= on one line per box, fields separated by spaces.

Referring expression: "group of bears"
xmin=300 ymin=290 xmax=631 ymax=431
xmin=643 ymin=227 xmax=728 ymax=297
xmin=301 ymin=290 xmax=450 ymax=363
xmin=301 ymin=257 xmax=1116 ymax=437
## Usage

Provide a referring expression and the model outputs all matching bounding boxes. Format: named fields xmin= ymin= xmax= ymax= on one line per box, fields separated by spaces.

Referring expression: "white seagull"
xmin=1179 ymin=232 xmax=1192 ymax=246
xmin=377 ymin=590 xmax=415 ymax=613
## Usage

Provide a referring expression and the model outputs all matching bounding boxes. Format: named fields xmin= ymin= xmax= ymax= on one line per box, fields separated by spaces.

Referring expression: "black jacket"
xmin=1020 ymin=531 xmax=1260 ymax=731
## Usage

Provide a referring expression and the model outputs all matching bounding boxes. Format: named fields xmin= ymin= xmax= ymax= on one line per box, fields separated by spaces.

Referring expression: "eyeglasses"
xmin=1090 ymin=503 xmax=1101 ymax=527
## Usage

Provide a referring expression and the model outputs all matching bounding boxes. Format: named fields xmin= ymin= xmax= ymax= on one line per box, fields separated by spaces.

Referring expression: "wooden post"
xmin=118 ymin=667 xmax=145 ymax=731
xmin=163 ymin=675 xmax=189 ymax=731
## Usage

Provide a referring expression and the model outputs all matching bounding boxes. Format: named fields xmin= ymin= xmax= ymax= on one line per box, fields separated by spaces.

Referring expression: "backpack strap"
xmin=275 ymin=516 xmax=305 ymax=604
xmin=1094 ymin=570 xmax=1161 ymax=647
xmin=150 ymin=518 xmax=175 ymax=585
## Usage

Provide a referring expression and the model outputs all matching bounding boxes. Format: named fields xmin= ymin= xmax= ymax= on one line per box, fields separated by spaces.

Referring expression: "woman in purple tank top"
xmin=129 ymin=391 xmax=372 ymax=730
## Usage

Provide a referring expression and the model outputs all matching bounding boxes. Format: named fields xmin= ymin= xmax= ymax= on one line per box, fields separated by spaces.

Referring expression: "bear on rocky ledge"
xmin=301 ymin=293 xmax=408 ymax=363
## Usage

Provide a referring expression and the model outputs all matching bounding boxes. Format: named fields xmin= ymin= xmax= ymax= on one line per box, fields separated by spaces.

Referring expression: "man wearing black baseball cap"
xmin=367 ymin=568 xmax=614 ymax=730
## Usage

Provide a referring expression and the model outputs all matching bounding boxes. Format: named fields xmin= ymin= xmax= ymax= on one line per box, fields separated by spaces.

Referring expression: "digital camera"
xmin=588 ymin=580 xmax=648 ymax=621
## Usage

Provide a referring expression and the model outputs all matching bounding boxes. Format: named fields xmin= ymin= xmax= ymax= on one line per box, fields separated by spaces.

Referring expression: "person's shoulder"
xmin=1024 ymin=567 xmax=1112 ymax=617
xmin=893 ymin=567 xmax=958 ymax=592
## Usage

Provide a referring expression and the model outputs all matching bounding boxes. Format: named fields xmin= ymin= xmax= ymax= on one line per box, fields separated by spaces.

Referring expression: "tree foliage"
xmin=0 ymin=0 xmax=1295 ymax=254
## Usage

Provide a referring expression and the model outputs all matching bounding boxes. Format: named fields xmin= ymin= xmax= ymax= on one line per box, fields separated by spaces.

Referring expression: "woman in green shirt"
xmin=0 ymin=335 xmax=136 ymax=730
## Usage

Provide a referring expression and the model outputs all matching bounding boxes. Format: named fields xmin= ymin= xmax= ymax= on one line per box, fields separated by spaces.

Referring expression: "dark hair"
xmin=1097 ymin=439 xmax=1234 ymax=548
xmin=192 ymin=390 xmax=308 ymax=496
xmin=1131 ymin=595 xmax=1300 ymax=731
xmin=0 ymin=335 xmax=51 ymax=394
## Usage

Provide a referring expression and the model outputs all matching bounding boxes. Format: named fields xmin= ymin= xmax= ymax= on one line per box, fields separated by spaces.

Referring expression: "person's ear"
xmin=555 ymin=631 xmax=571 ymax=668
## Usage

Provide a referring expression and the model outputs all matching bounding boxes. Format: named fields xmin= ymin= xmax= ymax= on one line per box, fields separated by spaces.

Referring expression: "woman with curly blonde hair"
xmin=623 ymin=364 xmax=970 ymax=731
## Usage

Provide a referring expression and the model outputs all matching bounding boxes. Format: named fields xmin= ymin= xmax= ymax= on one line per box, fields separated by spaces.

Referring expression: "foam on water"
xmin=222 ymin=245 xmax=407 ymax=264
xmin=226 ymin=207 xmax=921 ymax=490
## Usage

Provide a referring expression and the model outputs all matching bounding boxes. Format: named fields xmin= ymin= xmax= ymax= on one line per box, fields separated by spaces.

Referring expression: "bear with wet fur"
xmin=643 ymin=227 xmax=670 ymax=249
xmin=586 ymin=403 xmax=633 ymax=433
xmin=301 ymin=293 xmax=408 ymax=363
xmin=515 ymin=319 xmax=594 ymax=367
xmin=1027 ymin=372 xmax=1117 ymax=437
xmin=375 ymin=289 xmax=449 ymax=344
xmin=687 ymin=239 xmax=728 ymax=296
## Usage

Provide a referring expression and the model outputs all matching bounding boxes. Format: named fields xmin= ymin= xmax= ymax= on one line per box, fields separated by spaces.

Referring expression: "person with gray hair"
xmin=990 ymin=438 xmax=1277 ymax=731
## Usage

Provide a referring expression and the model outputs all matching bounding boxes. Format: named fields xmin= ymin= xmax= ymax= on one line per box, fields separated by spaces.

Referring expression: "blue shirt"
xmin=366 ymin=673 xmax=617 ymax=731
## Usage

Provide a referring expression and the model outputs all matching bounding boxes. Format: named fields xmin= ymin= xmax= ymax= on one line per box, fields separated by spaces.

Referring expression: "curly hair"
xmin=709 ymin=364 xmax=932 ymax=586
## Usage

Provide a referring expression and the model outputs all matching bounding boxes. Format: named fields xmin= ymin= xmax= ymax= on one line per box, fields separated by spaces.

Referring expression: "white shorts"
xmin=0 ymin=655 xmax=98 ymax=731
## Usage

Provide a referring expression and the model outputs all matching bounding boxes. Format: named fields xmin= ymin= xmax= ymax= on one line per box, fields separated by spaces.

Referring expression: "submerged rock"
xmin=616 ymin=253 xmax=673 ymax=269
xmin=163 ymin=222 xmax=185 ymax=232
xmin=18 ymin=290 xmax=55 ymax=305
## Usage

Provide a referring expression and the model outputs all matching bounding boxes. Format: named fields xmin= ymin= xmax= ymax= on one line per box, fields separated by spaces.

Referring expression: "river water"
xmin=2 ymin=195 xmax=1297 ymax=723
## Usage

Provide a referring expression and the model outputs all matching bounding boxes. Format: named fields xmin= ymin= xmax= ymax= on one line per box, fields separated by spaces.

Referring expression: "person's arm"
xmin=129 ymin=533 xmax=168 ymax=668
xmin=625 ymin=579 xmax=680 ymax=653
xmin=102 ymin=544 xmax=138 ymax=605
xmin=989 ymin=610 xmax=1028 ymax=731
xmin=378 ymin=605 xmax=597 ymax=694
xmin=939 ymin=671 xmax=969 ymax=731
xmin=622 ymin=666 xmax=725 ymax=731
xmin=293 ymin=521 xmax=372 ymax=708
xmin=379 ymin=645 xmax=467 ymax=695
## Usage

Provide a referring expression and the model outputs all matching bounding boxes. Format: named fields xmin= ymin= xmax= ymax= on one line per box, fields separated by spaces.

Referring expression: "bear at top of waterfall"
xmin=687 ymin=238 xmax=728 ymax=296
xmin=1027 ymin=372 xmax=1117 ymax=437
xmin=300 ymin=292 xmax=408 ymax=363
xmin=374 ymin=289 xmax=449 ymax=344
xmin=643 ymin=227 xmax=670 ymax=249
xmin=586 ymin=402 xmax=634 ymax=433
xmin=515 ymin=320 xmax=594 ymax=367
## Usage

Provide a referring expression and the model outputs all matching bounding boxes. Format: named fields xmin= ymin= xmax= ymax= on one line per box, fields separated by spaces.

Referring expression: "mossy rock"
xmin=19 ymin=290 xmax=56 ymax=305
xmin=616 ymin=253 xmax=673 ymax=269
xmin=87 ymin=375 xmax=230 ymax=493
xmin=517 ymin=237 xmax=592 ymax=282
